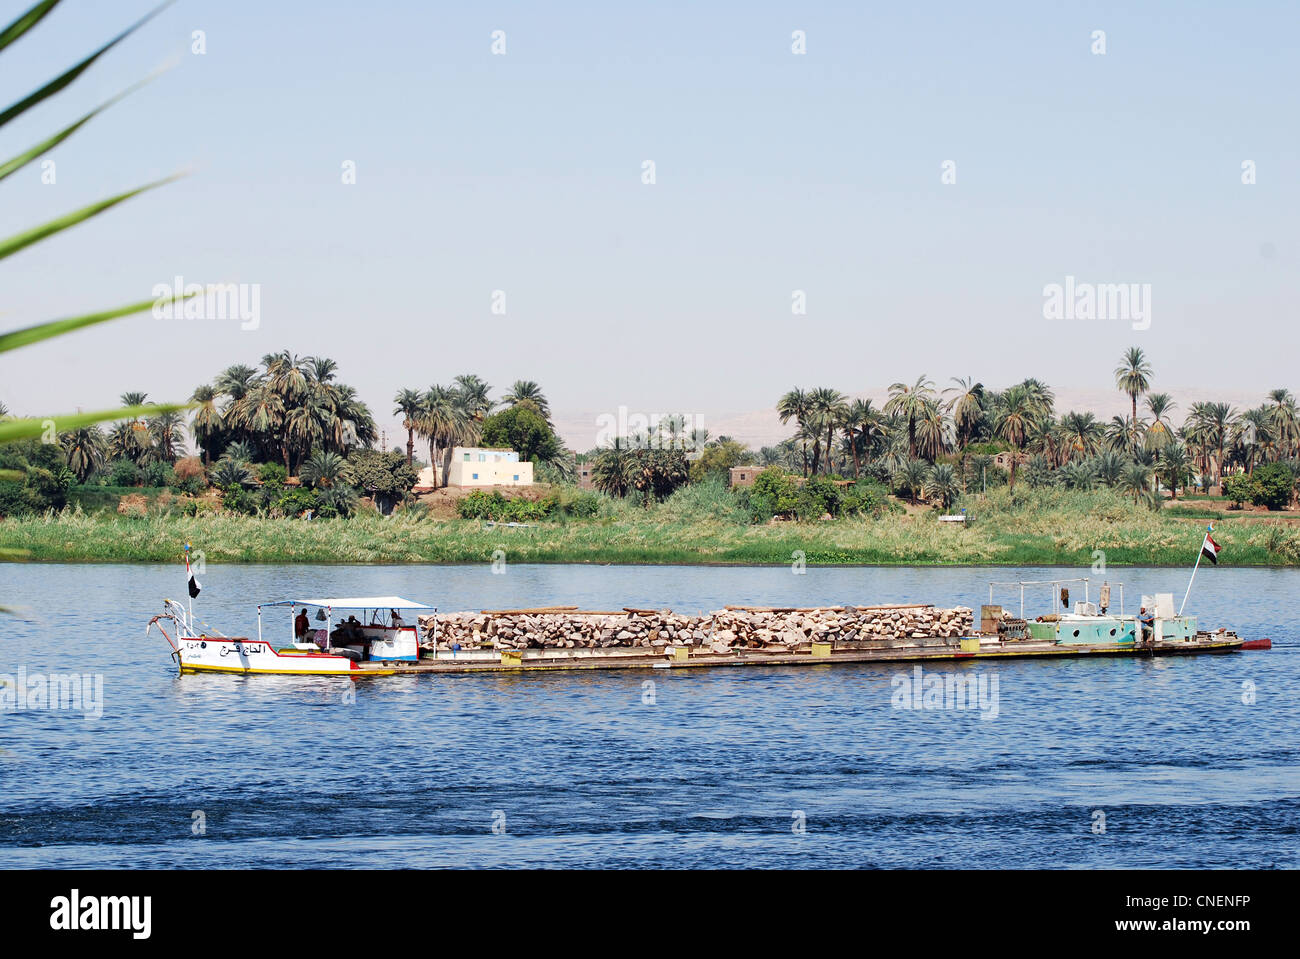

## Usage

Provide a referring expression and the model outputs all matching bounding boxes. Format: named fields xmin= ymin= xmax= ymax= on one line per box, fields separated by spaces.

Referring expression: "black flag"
xmin=188 ymin=574 xmax=201 ymax=598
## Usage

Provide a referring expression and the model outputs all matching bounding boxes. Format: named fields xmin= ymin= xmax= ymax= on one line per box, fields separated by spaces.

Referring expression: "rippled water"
xmin=1 ymin=563 xmax=1296 ymax=868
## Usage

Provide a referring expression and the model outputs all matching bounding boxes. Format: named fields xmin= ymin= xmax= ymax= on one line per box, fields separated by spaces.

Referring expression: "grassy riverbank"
xmin=4 ymin=488 xmax=1300 ymax=566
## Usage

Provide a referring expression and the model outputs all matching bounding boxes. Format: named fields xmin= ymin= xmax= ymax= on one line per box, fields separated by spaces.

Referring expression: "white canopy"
xmin=263 ymin=596 xmax=435 ymax=610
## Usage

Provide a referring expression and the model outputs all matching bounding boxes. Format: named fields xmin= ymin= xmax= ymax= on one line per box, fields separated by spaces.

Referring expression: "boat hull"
xmin=349 ymin=635 xmax=1245 ymax=675
xmin=176 ymin=637 xmax=394 ymax=676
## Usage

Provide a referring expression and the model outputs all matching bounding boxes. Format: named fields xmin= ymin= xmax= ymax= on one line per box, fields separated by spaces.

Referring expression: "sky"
xmin=2 ymin=0 xmax=1296 ymax=449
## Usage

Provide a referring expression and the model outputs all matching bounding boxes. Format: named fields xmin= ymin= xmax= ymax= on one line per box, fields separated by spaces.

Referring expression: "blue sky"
xmin=2 ymin=0 xmax=1296 ymax=446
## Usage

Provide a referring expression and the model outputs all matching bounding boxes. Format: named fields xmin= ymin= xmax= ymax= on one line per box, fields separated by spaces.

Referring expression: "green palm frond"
xmin=0 ymin=174 xmax=179 ymax=262
xmin=0 ymin=0 xmax=59 ymax=53
xmin=0 ymin=0 xmax=171 ymax=129
xmin=0 ymin=292 xmax=193 ymax=355
xmin=0 ymin=71 xmax=161 ymax=183
xmin=0 ymin=403 xmax=190 ymax=445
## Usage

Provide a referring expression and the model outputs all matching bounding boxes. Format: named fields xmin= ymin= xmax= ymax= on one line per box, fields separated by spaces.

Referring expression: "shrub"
xmin=257 ymin=462 xmax=288 ymax=485
xmin=173 ymin=456 xmax=206 ymax=484
xmin=658 ymin=478 xmax=750 ymax=524
xmin=689 ymin=440 xmax=753 ymax=484
xmin=843 ymin=478 xmax=898 ymax=518
xmin=747 ymin=467 xmax=799 ymax=522
xmin=271 ymin=487 xmax=320 ymax=518
xmin=479 ymin=406 xmax=561 ymax=463
xmin=117 ymin=493 xmax=148 ymax=518
xmin=108 ymin=459 xmax=141 ymax=487
xmin=795 ymin=475 xmax=841 ymax=521
xmin=457 ymin=490 xmax=556 ymax=522
xmin=551 ymin=487 xmax=601 ymax=518
xmin=141 ymin=461 xmax=174 ymax=488
xmin=317 ymin=484 xmax=359 ymax=518
xmin=1222 ymin=472 xmax=1253 ymax=508
xmin=0 ymin=480 xmax=39 ymax=518
xmin=1250 ymin=463 xmax=1294 ymax=511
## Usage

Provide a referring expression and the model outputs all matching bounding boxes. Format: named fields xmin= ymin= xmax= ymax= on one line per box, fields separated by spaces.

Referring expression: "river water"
xmin=0 ymin=563 xmax=1296 ymax=868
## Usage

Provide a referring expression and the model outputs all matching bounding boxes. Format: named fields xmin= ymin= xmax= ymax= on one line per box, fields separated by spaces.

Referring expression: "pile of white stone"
xmin=418 ymin=604 xmax=973 ymax=653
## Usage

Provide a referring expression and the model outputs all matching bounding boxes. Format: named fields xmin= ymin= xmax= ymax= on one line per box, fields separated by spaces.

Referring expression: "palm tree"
xmin=592 ymin=439 xmax=635 ymax=497
xmin=1186 ymin=401 xmax=1237 ymax=492
xmin=992 ymin=385 xmax=1039 ymax=490
xmin=1114 ymin=347 xmax=1152 ymax=451
xmin=1121 ymin=462 xmax=1152 ymax=504
xmin=453 ymin=374 xmax=493 ymax=419
xmin=1158 ymin=442 xmax=1193 ymax=499
xmin=885 ymin=376 xmax=937 ymax=460
xmin=923 ymin=463 xmax=960 ymax=510
xmin=913 ymin=399 xmax=952 ymax=462
xmin=1267 ymin=389 xmax=1300 ymax=458
xmin=777 ymin=388 xmax=812 ymax=476
xmin=1058 ymin=459 xmax=1097 ymax=490
xmin=1144 ymin=393 xmax=1177 ymax=454
xmin=418 ymin=385 xmax=475 ymax=488
xmin=893 ymin=458 xmax=929 ymax=505
xmin=146 ymin=409 xmax=187 ymax=463
xmin=189 ymin=385 xmax=224 ymax=466
xmin=808 ymin=387 xmax=847 ymax=474
xmin=1093 ymin=450 xmax=1125 ymax=488
xmin=393 ymin=388 xmax=423 ymax=466
xmin=1060 ymin=411 xmax=1103 ymax=460
xmin=1104 ymin=414 xmax=1146 ymax=454
xmin=945 ymin=377 xmax=985 ymax=454
xmin=502 ymin=380 xmax=551 ymax=421
xmin=840 ymin=399 xmax=874 ymax=478
xmin=300 ymin=450 xmax=352 ymax=489
xmin=60 ymin=426 xmax=106 ymax=483
xmin=1233 ymin=406 xmax=1274 ymax=473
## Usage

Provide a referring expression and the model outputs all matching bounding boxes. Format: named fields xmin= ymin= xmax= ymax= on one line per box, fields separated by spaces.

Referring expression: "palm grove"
xmin=761 ymin=347 xmax=1300 ymax=513
xmin=4 ymin=346 xmax=1300 ymax=521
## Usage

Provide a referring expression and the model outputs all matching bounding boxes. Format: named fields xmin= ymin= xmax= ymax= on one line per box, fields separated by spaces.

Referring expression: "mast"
xmin=1178 ymin=524 xmax=1212 ymax=616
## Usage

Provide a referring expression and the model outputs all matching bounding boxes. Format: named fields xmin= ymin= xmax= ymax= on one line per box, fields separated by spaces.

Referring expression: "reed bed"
xmin=0 ymin=488 xmax=1294 ymax=566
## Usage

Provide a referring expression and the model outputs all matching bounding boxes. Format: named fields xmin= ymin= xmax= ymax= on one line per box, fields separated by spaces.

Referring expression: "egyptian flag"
xmin=185 ymin=545 xmax=201 ymax=597
xmin=1201 ymin=533 xmax=1221 ymax=566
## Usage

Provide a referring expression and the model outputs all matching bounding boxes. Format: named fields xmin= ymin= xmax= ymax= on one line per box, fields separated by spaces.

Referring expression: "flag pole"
xmin=1178 ymin=524 xmax=1211 ymax=615
xmin=184 ymin=542 xmax=193 ymax=625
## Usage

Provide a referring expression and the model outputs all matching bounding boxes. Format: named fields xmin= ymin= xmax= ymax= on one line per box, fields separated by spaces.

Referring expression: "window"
xmin=478 ymin=453 xmax=486 ymax=462
xmin=513 ymin=475 xmax=519 ymax=482
xmin=472 ymin=473 xmax=479 ymax=480
xmin=463 ymin=453 xmax=470 ymax=462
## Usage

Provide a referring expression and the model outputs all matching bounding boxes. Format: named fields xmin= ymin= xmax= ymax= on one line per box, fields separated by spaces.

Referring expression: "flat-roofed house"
xmin=446 ymin=447 xmax=533 ymax=487
xmin=729 ymin=466 xmax=761 ymax=488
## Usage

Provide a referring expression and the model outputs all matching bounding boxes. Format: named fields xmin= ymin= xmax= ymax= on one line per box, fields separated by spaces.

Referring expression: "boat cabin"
xmin=983 ymin=578 xmax=1199 ymax=647
xmin=258 ymin=596 xmax=436 ymax=663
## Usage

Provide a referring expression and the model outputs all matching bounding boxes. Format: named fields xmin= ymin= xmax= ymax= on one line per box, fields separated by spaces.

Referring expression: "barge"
xmin=146 ymin=577 xmax=1252 ymax=678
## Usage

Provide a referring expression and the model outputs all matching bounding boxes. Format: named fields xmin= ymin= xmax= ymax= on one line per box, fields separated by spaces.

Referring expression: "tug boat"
xmin=147 ymin=596 xmax=437 ymax=676
xmin=974 ymin=578 xmax=1242 ymax=654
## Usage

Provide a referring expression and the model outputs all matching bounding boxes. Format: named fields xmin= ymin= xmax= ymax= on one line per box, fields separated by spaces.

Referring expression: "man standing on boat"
xmin=294 ymin=608 xmax=310 ymax=642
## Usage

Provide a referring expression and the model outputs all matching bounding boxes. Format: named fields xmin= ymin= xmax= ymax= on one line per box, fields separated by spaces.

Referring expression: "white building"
xmin=417 ymin=447 xmax=533 ymax=488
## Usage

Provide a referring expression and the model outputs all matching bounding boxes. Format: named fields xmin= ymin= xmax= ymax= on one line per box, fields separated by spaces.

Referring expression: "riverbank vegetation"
xmin=5 ymin=484 xmax=1300 ymax=567
xmin=7 ymin=345 xmax=1300 ymax=566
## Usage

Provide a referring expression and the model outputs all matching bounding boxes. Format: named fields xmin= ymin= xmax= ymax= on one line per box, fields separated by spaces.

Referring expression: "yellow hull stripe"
xmin=180 ymin=663 xmax=395 ymax=677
